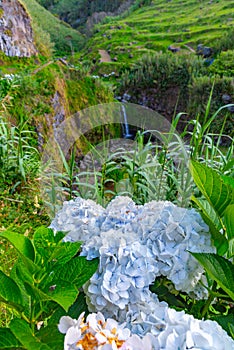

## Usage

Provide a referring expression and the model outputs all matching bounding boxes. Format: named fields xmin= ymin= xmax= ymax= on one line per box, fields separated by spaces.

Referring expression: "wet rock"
xmin=0 ymin=0 xmax=37 ymax=57
xmin=122 ymin=93 xmax=131 ymax=101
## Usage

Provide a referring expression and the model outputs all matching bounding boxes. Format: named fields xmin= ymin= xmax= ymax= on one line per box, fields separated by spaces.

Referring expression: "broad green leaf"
xmin=10 ymin=319 xmax=51 ymax=350
xmin=224 ymin=204 xmax=234 ymax=258
xmin=33 ymin=227 xmax=81 ymax=265
xmin=51 ymin=257 xmax=99 ymax=287
xmin=229 ymin=323 xmax=234 ymax=339
xmin=0 ymin=328 xmax=23 ymax=349
xmin=68 ymin=291 xmax=89 ymax=319
xmin=37 ymin=325 xmax=64 ymax=350
xmin=0 ymin=231 xmax=35 ymax=261
xmin=50 ymin=242 xmax=82 ymax=265
xmin=222 ymin=175 xmax=234 ymax=189
xmin=224 ymin=204 xmax=234 ymax=240
xmin=191 ymin=253 xmax=234 ymax=301
xmin=190 ymin=160 xmax=234 ymax=217
xmin=227 ymin=238 xmax=234 ymax=259
xmin=0 ymin=271 xmax=24 ymax=311
xmin=24 ymin=282 xmax=51 ymax=303
xmin=47 ymin=281 xmax=78 ymax=312
xmin=33 ymin=227 xmax=62 ymax=261
xmin=191 ymin=195 xmax=228 ymax=255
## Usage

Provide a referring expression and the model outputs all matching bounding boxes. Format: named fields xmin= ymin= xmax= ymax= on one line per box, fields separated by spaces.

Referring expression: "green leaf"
xmin=23 ymin=282 xmax=51 ymax=303
xmin=33 ymin=227 xmax=81 ymax=265
xmin=51 ymin=257 xmax=99 ymax=287
xmin=0 ymin=328 xmax=23 ymax=349
xmin=224 ymin=204 xmax=234 ymax=258
xmin=190 ymin=160 xmax=234 ymax=217
xmin=222 ymin=175 xmax=234 ymax=189
xmin=47 ymin=281 xmax=78 ymax=312
xmin=229 ymin=323 xmax=234 ymax=339
xmin=37 ymin=325 xmax=64 ymax=350
xmin=0 ymin=231 xmax=35 ymax=261
xmin=191 ymin=253 xmax=234 ymax=301
xmin=228 ymin=238 xmax=234 ymax=259
xmin=0 ymin=270 xmax=24 ymax=311
xmin=50 ymin=242 xmax=82 ymax=265
xmin=10 ymin=319 xmax=51 ymax=350
xmin=191 ymin=195 xmax=228 ymax=255
xmin=224 ymin=204 xmax=234 ymax=240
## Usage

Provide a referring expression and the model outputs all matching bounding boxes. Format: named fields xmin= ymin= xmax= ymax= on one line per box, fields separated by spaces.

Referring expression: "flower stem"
xmin=201 ymin=281 xmax=217 ymax=319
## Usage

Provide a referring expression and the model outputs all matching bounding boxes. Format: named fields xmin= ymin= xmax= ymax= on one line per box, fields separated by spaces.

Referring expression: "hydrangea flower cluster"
xmin=58 ymin=311 xmax=131 ymax=350
xmin=50 ymin=196 xmax=214 ymax=298
xmin=52 ymin=196 xmax=234 ymax=349
xmin=58 ymin=309 xmax=234 ymax=350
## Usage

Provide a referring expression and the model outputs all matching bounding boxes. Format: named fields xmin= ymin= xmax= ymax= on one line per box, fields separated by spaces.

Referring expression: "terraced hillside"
xmin=83 ymin=0 xmax=234 ymax=64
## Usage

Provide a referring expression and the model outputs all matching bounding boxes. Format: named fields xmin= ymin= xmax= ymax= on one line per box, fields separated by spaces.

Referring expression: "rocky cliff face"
xmin=0 ymin=0 xmax=37 ymax=57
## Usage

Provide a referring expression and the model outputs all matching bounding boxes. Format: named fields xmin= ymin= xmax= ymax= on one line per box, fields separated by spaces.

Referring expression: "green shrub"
xmin=208 ymin=50 xmax=234 ymax=77
xmin=188 ymin=76 xmax=234 ymax=136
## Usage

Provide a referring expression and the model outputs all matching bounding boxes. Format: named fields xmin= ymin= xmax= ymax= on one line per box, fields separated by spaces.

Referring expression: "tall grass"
xmin=0 ymin=116 xmax=39 ymax=191
xmin=42 ymin=102 xmax=233 ymax=215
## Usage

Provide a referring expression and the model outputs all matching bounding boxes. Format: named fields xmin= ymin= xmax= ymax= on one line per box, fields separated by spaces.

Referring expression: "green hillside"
xmin=20 ymin=0 xmax=84 ymax=55
xmin=82 ymin=0 xmax=234 ymax=65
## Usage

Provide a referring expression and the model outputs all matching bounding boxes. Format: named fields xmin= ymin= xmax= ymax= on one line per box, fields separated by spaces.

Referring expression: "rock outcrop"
xmin=0 ymin=0 xmax=37 ymax=57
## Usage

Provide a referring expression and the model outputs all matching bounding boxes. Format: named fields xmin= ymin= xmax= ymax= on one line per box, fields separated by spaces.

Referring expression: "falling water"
xmin=121 ymin=104 xmax=132 ymax=138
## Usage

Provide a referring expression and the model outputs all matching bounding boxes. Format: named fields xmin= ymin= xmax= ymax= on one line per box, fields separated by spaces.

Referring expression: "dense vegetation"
xmin=35 ymin=0 xmax=135 ymax=30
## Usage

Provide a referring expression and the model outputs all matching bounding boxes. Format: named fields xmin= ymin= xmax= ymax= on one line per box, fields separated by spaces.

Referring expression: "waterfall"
xmin=121 ymin=104 xmax=132 ymax=138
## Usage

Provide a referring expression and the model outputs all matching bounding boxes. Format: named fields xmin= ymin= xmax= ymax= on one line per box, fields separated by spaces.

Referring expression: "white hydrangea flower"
xmin=84 ymin=228 xmax=158 ymax=314
xmin=50 ymin=197 xmax=104 ymax=242
xmin=51 ymin=196 xmax=214 ymax=297
xmin=58 ymin=312 xmax=131 ymax=350
xmin=54 ymin=196 xmax=234 ymax=350
xmin=139 ymin=200 xmax=215 ymax=297
xmin=101 ymin=196 xmax=138 ymax=232
xmin=120 ymin=333 xmax=158 ymax=350
xmin=156 ymin=308 xmax=234 ymax=350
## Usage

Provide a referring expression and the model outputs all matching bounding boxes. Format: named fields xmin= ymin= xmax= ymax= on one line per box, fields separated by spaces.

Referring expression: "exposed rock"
xmin=196 ymin=44 xmax=213 ymax=58
xmin=168 ymin=45 xmax=180 ymax=53
xmin=0 ymin=0 xmax=37 ymax=57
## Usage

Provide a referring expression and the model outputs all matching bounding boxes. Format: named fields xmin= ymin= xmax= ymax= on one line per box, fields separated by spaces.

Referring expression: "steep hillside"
xmin=36 ymin=0 xmax=134 ymax=31
xmin=21 ymin=0 xmax=84 ymax=55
